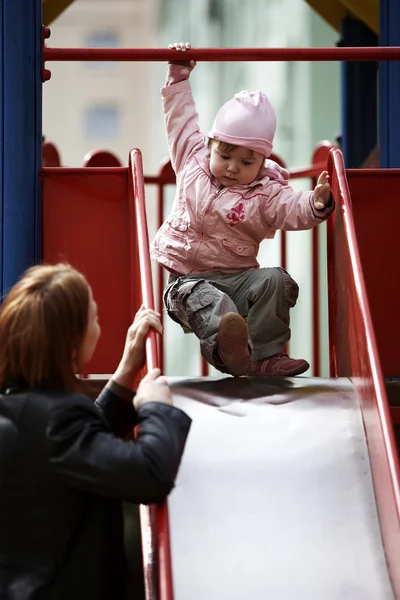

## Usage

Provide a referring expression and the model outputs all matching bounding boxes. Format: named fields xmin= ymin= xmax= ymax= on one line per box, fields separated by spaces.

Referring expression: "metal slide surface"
xmin=166 ymin=375 xmax=394 ymax=600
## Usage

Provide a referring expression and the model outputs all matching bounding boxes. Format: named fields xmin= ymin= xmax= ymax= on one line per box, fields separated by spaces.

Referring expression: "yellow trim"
xmin=304 ymin=0 xmax=379 ymax=34
xmin=339 ymin=0 xmax=378 ymax=34
xmin=42 ymin=0 xmax=76 ymax=26
xmin=303 ymin=0 xmax=347 ymax=32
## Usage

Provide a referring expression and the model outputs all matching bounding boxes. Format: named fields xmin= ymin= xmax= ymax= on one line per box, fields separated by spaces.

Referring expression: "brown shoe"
xmin=249 ymin=353 xmax=309 ymax=377
xmin=217 ymin=312 xmax=251 ymax=377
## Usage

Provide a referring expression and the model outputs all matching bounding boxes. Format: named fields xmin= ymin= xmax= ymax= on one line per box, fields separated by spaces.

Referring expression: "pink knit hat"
xmin=208 ymin=90 xmax=276 ymax=158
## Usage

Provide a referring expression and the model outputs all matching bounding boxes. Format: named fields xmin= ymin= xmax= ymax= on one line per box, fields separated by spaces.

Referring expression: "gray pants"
xmin=164 ymin=268 xmax=299 ymax=372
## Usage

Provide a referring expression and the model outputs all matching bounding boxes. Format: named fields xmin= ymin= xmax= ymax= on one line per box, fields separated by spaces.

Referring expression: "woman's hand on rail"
xmin=168 ymin=42 xmax=196 ymax=68
xmin=112 ymin=306 xmax=163 ymax=388
xmin=313 ymin=171 xmax=332 ymax=210
xmin=134 ymin=368 xmax=173 ymax=409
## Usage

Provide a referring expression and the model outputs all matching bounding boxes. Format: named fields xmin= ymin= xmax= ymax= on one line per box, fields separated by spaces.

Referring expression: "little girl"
xmin=151 ymin=42 xmax=334 ymax=377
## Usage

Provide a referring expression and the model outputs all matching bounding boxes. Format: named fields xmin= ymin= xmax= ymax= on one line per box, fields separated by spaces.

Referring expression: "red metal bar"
xmin=311 ymin=228 xmax=320 ymax=377
xmin=157 ymin=502 xmax=174 ymax=600
xmin=43 ymin=163 xmax=327 ymax=179
xmin=280 ymin=229 xmax=287 ymax=272
xmin=129 ymin=149 xmax=174 ymax=600
xmin=42 ymin=166 xmax=127 ymax=175
xmin=310 ymin=144 xmax=335 ymax=376
xmin=145 ymin=175 xmax=175 ymax=185
xmin=310 ymin=142 xmax=336 ymax=376
xmin=130 ymin=149 xmax=159 ymax=600
xmin=201 ymin=358 xmax=209 ymax=377
xmin=130 ymin=150 xmax=158 ymax=367
xmin=290 ymin=164 xmax=326 ymax=179
xmin=157 ymin=183 xmax=165 ymax=372
xmin=152 ymin=160 xmax=176 ymax=374
xmin=326 ymin=214 xmax=337 ymax=377
xmin=44 ymin=46 xmax=400 ymax=63
xmin=327 ymin=147 xmax=400 ymax=595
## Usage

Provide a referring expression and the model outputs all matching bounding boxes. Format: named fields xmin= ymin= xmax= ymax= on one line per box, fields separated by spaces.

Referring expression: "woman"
xmin=0 ymin=263 xmax=191 ymax=599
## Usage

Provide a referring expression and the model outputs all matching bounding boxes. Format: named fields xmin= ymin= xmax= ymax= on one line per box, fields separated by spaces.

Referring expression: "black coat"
xmin=0 ymin=384 xmax=191 ymax=599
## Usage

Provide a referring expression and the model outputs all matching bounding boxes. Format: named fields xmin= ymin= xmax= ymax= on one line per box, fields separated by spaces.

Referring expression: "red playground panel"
xmin=42 ymin=167 xmax=139 ymax=374
xmin=346 ymin=169 xmax=400 ymax=378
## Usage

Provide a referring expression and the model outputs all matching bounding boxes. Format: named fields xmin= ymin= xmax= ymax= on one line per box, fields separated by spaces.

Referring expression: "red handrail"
xmin=327 ymin=147 xmax=400 ymax=595
xmin=129 ymin=149 xmax=174 ymax=600
xmin=130 ymin=150 xmax=158 ymax=369
xmin=43 ymin=46 xmax=400 ymax=63
xmin=290 ymin=163 xmax=327 ymax=178
xmin=42 ymin=166 xmax=125 ymax=174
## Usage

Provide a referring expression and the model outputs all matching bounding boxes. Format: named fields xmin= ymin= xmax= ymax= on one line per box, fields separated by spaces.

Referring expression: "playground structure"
xmin=41 ymin=134 xmax=400 ymax=598
xmin=40 ymin=43 xmax=400 ymax=600
xmin=4 ymin=0 xmax=400 ymax=595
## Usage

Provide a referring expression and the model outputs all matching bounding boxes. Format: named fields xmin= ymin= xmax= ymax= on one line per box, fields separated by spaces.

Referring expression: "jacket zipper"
xmin=193 ymin=185 xmax=225 ymax=269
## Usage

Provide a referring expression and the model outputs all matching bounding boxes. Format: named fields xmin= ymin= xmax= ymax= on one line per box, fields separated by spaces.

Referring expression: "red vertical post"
xmin=311 ymin=227 xmax=320 ymax=377
xmin=280 ymin=230 xmax=288 ymax=356
xmin=273 ymin=152 xmax=288 ymax=355
xmin=154 ymin=159 xmax=176 ymax=375
xmin=201 ymin=358 xmax=209 ymax=376
xmin=280 ymin=231 xmax=287 ymax=271
xmin=310 ymin=142 xmax=335 ymax=376
xmin=325 ymin=147 xmax=338 ymax=378
xmin=157 ymin=502 xmax=174 ymax=600
xmin=157 ymin=183 xmax=165 ymax=373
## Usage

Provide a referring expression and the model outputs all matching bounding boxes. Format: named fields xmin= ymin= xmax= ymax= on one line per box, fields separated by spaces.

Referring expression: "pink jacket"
xmin=151 ymin=71 xmax=333 ymax=276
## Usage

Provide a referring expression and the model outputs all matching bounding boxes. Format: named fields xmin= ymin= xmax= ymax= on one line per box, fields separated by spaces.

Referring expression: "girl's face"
xmin=75 ymin=287 xmax=101 ymax=370
xmin=209 ymin=141 xmax=265 ymax=186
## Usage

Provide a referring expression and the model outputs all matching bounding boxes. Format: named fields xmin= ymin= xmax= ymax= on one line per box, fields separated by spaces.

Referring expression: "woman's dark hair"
xmin=0 ymin=263 xmax=90 ymax=392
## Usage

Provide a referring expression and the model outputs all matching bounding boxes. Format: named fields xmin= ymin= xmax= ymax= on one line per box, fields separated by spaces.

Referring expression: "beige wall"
xmin=43 ymin=0 xmax=161 ymax=173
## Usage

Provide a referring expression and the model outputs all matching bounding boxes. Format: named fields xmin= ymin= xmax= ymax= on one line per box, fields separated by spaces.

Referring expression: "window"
xmin=85 ymin=31 xmax=119 ymax=49
xmin=85 ymin=105 xmax=120 ymax=139
xmin=84 ymin=31 xmax=120 ymax=69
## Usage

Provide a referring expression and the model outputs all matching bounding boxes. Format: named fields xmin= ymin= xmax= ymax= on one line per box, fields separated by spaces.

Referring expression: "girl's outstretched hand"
xmin=313 ymin=171 xmax=332 ymax=210
xmin=168 ymin=42 xmax=196 ymax=68
xmin=112 ymin=305 xmax=163 ymax=388
xmin=134 ymin=368 xmax=172 ymax=409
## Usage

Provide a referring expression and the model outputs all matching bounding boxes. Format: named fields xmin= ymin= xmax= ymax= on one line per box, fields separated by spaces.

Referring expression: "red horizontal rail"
xmin=41 ymin=163 xmax=327 ymax=181
xmin=41 ymin=166 xmax=127 ymax=175
xmin=144 ymin=175 xmax=174 ymax=185
xmin=43 ymin=46 xmax=400 ymax=63
xmin=290 ymin=163 xmax=326 ymax=179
